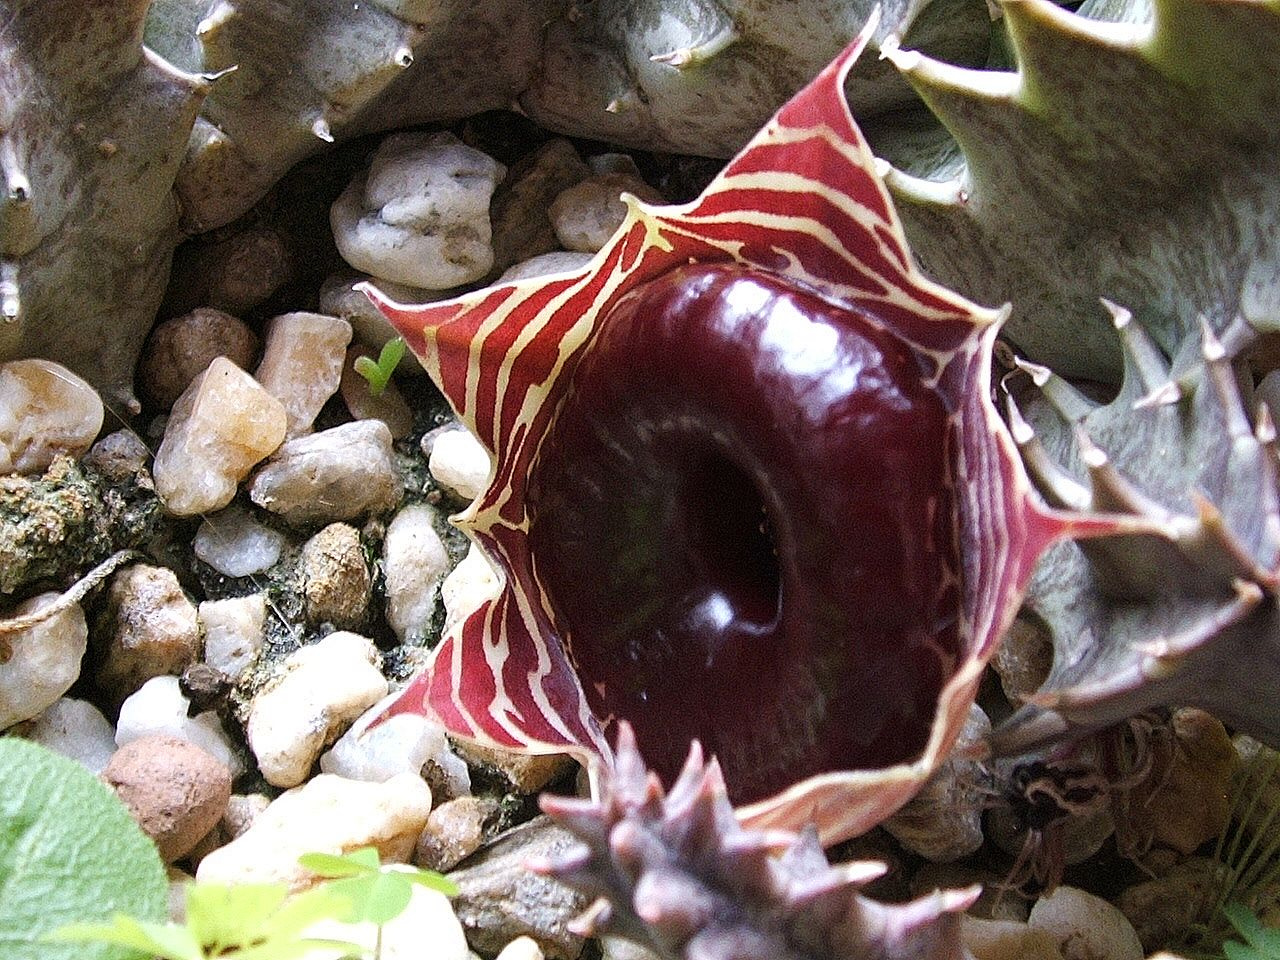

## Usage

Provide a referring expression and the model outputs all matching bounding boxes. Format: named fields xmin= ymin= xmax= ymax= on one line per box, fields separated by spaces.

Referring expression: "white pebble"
xmin=25 ymin=697 xmax=116 ymax=773
xmin=254 ymin=312 xmax=353 ymax=439
xmin=249 ymin=420 xmax=402 ymax=527
xmin=383 ymin=503 xmax=451 ymax=642
xmin=0 ymin=359 xmax=104 ymax=475
xmin=427 ymin=428 xmax=491 ymax=502
xmin=498 ymin=252 xmax=594 ymax=283
xmin=321 ymin=693 xmax=470 ymax=796
xmin=199 ymin=594 xmax=267 ymax=679
xmin=153 ymin=356 xmax=287 ymax=516
xmin=549 ymin=173 xmax=663 ymax=253
xmin=442 ymin=543 xmax=501 ymax=633
xmin=196 ymin=773 xmax=432 ymax=889
xmin=1028 ymin=886 xmax=1143 ymax=960
xmin=194 ymin=505 xmax=288 ymax=578
xmin=116 ymin=676 xmax=243 ymax=776
xmin=331 ymin=132 xmax=505 ymax=289
xmin=0 ymin=593 xmax=87 ymax=730
xmin=496 ymin=937 xmax=545 ymax=960
xmin=246 ymin=632 xmax=389 ymax=787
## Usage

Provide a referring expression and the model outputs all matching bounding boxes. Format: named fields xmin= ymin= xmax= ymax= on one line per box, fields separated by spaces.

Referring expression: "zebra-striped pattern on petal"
xmin=361 ymin=10 xmax=1088 ymax=840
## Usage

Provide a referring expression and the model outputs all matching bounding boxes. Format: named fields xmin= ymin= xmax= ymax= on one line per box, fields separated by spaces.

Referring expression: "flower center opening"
xmin=527 ymin=262 xmax=958 ymax=803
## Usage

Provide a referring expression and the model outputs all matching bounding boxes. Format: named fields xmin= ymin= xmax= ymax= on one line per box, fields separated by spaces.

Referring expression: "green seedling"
xmin=51 ymin=847 xmax=456 ymax=960
xmin=50 ymin=882 xmax=362 ymax=960
xmin=1222 ymin=903 xmax=1280 ymax=960
xmin=353 ymin=338 xmax=406 ymax=396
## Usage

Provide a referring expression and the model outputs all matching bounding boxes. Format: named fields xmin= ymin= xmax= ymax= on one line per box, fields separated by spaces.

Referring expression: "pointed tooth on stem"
xmin=1134 ymin=380 xmax=1183 ymax=409
xmin=883 ymin=43 xmax=1019 ymax=190
xmin=1 ymin=261 xmax=19 ymax=322
xmin=650 ymin=24 xmax=739 ymax=67
xmin=1016 ymin=357 xmax=1098 ymax=421
xmin=1136 ymin=579 xmax=1262 ymax=663
xmin=196 ymin=1 xmax=237 ymax=69
xmin=1200 ymin=322 xmax=1254 ymax=442
xmin=1104 ymin=299 xmax=1171 ymax=395
xmin=1003 ymin=388 xmax=1091 ymax=510
xmin=1074 ymin=425 xmax=1173 ymax=521
xmin=311 ymin=116 xmax=334 ymax=143
xmin=1181 ymin=493 xmax=1278 ymax=587
xmin=569 ymin=896 xmax=615 ymax=937
xmin=998 ymin=0 xmax=1143 ymax=109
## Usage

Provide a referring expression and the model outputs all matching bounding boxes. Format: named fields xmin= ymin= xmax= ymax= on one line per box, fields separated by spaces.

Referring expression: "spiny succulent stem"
xmin=1184 ymin=495 xmax=1280 ymax=588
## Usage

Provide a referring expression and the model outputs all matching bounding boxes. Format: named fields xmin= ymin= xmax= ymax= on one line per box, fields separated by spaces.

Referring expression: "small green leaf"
xmin=300 ymin=847 xmax=381 ymax=878
xmin=50 ymin=915 xmax=203 ymax=960
xmin=1223 ymin=903 xmax=1280 ymax=960
xmin=258 ymin=885 xmax=357 ymax=943
xmin=404 ymin=870 xmax=459 ymax=896
xmin=327 ymin=872 xmax=413 ymax=926
xmin=352 ymin=338 xmax=405 ymax=396
xmin=185 ymin=883 xmax=288 ymax=952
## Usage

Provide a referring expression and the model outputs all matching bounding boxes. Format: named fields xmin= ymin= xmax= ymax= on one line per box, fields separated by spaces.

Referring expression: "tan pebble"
xmin=962 ymin=916 xmax=1064 ymax=960
xmin=0 ymin=358 xmax=104 ymax=474
xmin=255 ymin=311 xmax=353 ymax=438
xmin=301 ymin=523 xmax=371 ymax=630
xmin=102 ymin=734 xmax=232 ymax=863
xmin=96 ymin=564 xmax=201 ymax=703
xmin=153 ymin=357 xmax=287 ymax=516
xmin=1115 ymin=857 xmax=1226 ymax=952
xmin=415 ymin=796 xmax=501 ymax=871
xmin=451 ymin=739 xmax=574 ymax=794
xmin=1128 ymin=708 xmax=1235 ymax=854
xmin=489 ymin=139 xmax=590 ymax=273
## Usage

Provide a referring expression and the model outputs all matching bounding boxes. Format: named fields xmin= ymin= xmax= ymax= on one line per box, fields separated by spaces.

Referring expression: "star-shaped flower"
xmin=362 ymin=13 xmax=1126 ymax=843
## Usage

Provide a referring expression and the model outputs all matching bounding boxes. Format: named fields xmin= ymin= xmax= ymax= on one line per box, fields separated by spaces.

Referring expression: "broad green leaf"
xmin=50 ymin=915 xmax=203 ymax=960
xmin=0 ymin=738 xmax=167 ymax=960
